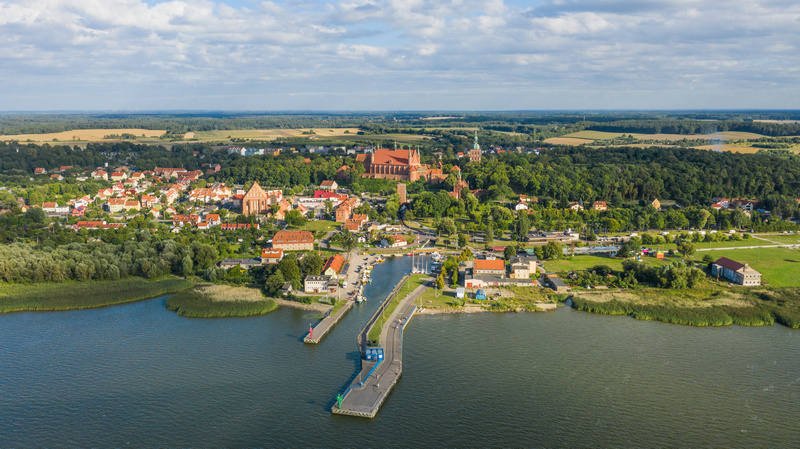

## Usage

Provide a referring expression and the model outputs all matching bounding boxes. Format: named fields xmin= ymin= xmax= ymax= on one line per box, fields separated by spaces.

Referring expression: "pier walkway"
xmin=333 ymin=279 xmax=429 ymax=418
xmin=303 ymin=300 xmax=354 ymax=344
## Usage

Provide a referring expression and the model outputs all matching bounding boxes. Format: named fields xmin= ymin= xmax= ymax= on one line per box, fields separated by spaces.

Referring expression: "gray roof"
xmin=511 ymin=254 xmax=538 ymax=264
xmin=305 ymin=275 xmax=332 ymax=282
xmin=220 ymin=258 xmax=261 ymax=267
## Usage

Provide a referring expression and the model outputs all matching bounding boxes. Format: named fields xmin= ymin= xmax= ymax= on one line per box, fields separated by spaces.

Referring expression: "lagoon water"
xmin=1 ymin=256 xmax=799 ymax=448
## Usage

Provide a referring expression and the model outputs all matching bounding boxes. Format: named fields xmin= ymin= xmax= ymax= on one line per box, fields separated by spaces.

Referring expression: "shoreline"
xmin=275 ymin=298 xmax=331 ymax=312
xmin=416 ymin=303 xmax=558 ymax=315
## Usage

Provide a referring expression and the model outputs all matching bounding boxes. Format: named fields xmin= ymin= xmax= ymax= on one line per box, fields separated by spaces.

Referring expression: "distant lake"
xmin=1 ymin=256 xmax=798 ymax=448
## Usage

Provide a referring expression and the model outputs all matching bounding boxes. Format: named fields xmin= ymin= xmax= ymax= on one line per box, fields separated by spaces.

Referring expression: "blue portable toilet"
xmin=475 ymin=289 xmax=487 ymax=300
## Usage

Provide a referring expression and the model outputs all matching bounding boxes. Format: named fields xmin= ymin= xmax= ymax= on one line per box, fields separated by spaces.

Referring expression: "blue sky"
xmin=0 ymin=0 xmax=798 ymax=111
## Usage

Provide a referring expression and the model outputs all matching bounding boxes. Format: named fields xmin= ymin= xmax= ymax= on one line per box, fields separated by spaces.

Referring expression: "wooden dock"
xmin=332 ymin=278 xmax=427 ymax=418
xmin=303 ymin=300 xmax=354 ymax=344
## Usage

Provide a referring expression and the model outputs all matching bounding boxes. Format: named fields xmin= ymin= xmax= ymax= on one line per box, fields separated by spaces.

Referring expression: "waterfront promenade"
xmin=333 ymin=279 xmax=429 ymax=418
xmin=304 ymin=251 xmax=375 ymax=344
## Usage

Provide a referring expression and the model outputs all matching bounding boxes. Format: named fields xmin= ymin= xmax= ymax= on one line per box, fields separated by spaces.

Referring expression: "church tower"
xmin=469 ymin=130 xmax=482 ymax=163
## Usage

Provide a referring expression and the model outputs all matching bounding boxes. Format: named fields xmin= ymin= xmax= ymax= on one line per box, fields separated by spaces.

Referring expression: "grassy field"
xmin=165 ymin=283 xmax=278 ymax=317
xmin=751 ymin=234 xmax=800 ymax=244
xmin=690 ymin=247 xmax=800 ymax=288
xmin=289 ymin=219 xmax=340 ymax=232
xmin=0 ymin=278 xmax=193 ymax=313
xmin=571 ymin=285 xmax=800 ymax=328
xmin=541 ymin=255 xmax=674 ymax=274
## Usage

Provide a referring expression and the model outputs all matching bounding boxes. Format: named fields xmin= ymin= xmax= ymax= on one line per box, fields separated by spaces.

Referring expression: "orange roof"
xmin=323 ymin=255 xmax=345 ymax=273
xmin=261 ymin=248 xmax=283 ymax=259
xmin=474 ymin=259 xmax=506 ymax=271
xmin=273 ymin=230 xmax=314 ymax=244
xmin=372 ymin=149 xmax=416 ymax=165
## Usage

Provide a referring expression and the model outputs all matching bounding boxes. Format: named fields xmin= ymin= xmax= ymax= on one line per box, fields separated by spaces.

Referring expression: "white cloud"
xmin=0 ymin=0 xmax=798 ymax=109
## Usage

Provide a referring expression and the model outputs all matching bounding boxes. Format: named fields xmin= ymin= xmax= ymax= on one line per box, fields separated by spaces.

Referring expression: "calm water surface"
xmin=1 ymin=256 xmax=798 ymax=448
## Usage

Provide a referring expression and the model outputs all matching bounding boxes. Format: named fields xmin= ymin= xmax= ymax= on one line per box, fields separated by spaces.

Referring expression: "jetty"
xmin=332 ymin=275 xmax=429 ymax=418
xmin=303 ymin=300 xmax=355 ymax=344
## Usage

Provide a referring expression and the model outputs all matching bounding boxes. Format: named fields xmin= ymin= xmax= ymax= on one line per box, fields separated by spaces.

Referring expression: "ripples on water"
xmin=1 ymin=258 xmax=798 ymax=448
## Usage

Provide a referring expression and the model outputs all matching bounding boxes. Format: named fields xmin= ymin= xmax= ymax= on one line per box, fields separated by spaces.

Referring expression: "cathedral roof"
xmin=243 ymin=181 xmax=268 ymax=200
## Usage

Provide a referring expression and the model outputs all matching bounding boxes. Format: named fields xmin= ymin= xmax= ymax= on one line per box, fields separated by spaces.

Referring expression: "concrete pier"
xmin=332 ymin=278 xmax=428 ymax=418
xmin=303 ymin=300 xmax=354 ymax=344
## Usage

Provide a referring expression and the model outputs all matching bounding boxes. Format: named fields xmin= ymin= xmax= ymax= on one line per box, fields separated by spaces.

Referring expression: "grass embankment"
xmin=165 ymin=283 xmax=278 ymax=317
xmin=571 ymin=286 xmax=800 ymax=328
xmin=368 ymin=275 xmax=425 ymax=343
xmin=0 ymin=278 xmax=193 ymax=313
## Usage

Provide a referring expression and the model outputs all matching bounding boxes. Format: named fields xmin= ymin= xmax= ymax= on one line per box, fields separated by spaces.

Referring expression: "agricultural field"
xmin=560 ymin=130 xmax=626 ymax=140
xmin=193 ymin=128 xmax=360 ymax=140
xmin=546 ymin=130 xmax=774 ymax=153
xmin=0 ymin=128 xmax=166 ymax=144
xmin=544 ymin=137 xmax=594 ymax=145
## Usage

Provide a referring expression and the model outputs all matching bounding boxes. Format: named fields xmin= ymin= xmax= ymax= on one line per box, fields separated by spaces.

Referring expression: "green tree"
xmin=484 ymin=224 xmax=494 ymax=247
xmin=300 ymin=252 xmax=324 ymax=276
xmin=24 ymin=207 xmax=47 ymax=223
xmin=339 ymin=228 xmax=357 ymax=251
xmin=542 ymin=241 xmax=562 ymax=260
xmin=265 ymin=270 xmax=285 ymax=295
xmin=677 ymin=241 xmax=696 ymax=258
xmin=285 ymin=209 xmax=307 ymax=227
xmin=278 ymin=257 xmax=300 ymax=283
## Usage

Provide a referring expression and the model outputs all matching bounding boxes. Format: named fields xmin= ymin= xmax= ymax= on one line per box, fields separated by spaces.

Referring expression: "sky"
xmin=0 ymin=0 xmax=799 ymax=111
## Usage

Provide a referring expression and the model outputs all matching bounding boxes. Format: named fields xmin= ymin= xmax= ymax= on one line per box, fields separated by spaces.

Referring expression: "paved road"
xmin=334 ymin=281 xmax=429 ymax=417
xmin=696 ymin=244 xmax=800 ymax=251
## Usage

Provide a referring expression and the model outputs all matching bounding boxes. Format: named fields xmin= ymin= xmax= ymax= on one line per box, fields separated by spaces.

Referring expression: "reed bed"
xmin=0 ymin=278 xmax=193 ymax=313
xmin=571 ymin=288 xmax=800 ymax=328
xmin=165 ymin=284 xmax=278 ymax=317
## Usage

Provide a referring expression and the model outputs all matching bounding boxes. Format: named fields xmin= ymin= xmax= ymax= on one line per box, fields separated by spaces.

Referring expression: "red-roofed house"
xmin=205 ymin=214 xmax=221 ymax=227
xmin=34 ymin=168 xmax=46 ymax=174
xmin=322 ymin=254 xmax=345 ymax=277
xmin=320 ymin=180 xmax=338 ymax=190
xmin=474 ymin=259 xmax=506 ymax=275
xmin=261 ymin=249 xmax=284 ymax=264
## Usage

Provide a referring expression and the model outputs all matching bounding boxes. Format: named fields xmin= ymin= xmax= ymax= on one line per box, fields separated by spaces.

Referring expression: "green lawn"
xmin=288 ymin=219 xmax=340 ymax=232
xmin=690 ymin=247 xmax=800 ymax=288
xmin=750 ymin=234 xmax=800 ymax=245
xmin=541 ymin=255 xmax=673 ymax=274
